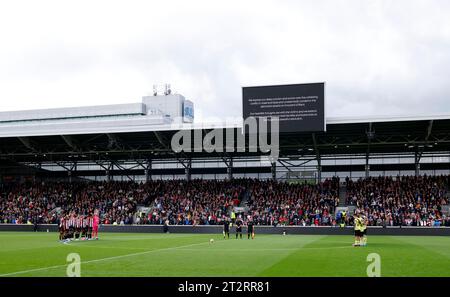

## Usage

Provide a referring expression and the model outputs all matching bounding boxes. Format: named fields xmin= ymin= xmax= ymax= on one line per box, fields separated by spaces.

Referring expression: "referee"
xmin=223 ymin=218 xmax=230 ymax=239
xmin=247 ymin=218 xmax=255 ymax=239
xmin=235 ymin=218 xmax=243 ymax=239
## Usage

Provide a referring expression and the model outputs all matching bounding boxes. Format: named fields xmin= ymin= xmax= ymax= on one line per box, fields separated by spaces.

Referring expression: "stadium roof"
xmin=1 ymin=111 xmax=450 ymax=163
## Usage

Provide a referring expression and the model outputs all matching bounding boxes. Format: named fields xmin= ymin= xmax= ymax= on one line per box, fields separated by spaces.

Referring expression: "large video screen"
xmin=242 ymin=83 xmax=325 ymax=133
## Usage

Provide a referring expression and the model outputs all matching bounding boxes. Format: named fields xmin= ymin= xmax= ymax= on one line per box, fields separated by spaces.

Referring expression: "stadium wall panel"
xmin=0 ymin=224 xmax=449 ymax=236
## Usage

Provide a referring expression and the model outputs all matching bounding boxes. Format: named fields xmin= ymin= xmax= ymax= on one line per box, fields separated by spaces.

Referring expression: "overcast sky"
xmin=0 ymin=0 xmax=449 ymax=121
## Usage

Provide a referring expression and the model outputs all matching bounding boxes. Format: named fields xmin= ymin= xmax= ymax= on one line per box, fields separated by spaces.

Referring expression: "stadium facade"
xmin=1 ymin=92 xmax=450 ymax=183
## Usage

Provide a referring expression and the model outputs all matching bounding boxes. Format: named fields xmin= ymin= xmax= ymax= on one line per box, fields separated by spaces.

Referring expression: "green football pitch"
xmin=0 ymin=232 xmax=449 ymax=277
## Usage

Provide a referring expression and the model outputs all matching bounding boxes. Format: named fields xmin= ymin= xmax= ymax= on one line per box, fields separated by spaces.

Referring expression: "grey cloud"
xmin=0 ymin=0 xmax=449 ymax=120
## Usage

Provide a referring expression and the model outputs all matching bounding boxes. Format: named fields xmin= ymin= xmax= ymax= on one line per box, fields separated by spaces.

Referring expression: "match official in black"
xmin=223 ymin=218 xmax=230 ymax=239
xmin=247 ymin=218 xmax=255 ymax=239
xmin=235 ymin=218 xmax=243 ymax=239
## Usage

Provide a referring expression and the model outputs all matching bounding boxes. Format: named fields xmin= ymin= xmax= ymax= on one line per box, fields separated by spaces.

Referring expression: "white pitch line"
xmin=0 ymin=240 xmax=221 ymax=277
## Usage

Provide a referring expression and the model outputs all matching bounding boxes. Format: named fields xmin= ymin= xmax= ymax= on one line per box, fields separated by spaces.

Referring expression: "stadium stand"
xmin=1 ymin=96 xmax=450 ymax=229
xmin=345 ymin=175 xmax=449 ymax=226
xmin=1 ymin=176 xmax=449 ymax=227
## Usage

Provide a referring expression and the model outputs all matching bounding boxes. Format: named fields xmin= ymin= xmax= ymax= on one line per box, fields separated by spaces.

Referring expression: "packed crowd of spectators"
xmin=0 ymin=181 xmax=147 ymax=225
xmin=0 ymin=178 xmax=339 ymax=226
xmin=0 ymin=175 xmax=449 ymax=227
xmin=346 ymin=175 xmax=450 ymax=226
xmin=0 ymin=179 xmax=247 ymax=226
xmin=136 ymin=179 xmax=247 ymax=225
xmin=245 ymin=177 xmax=340 ymax=226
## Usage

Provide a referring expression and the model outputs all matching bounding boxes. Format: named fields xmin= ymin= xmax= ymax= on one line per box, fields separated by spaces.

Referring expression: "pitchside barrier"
xmin=0 ymin=224 xmax=449 ymax=236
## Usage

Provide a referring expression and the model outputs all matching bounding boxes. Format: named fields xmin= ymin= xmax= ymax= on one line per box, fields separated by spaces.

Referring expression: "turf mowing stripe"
xmin=100 ymin=234 xmax=199 ymax=241
xmin=174 ymin=246 xmax=353 ymax=252
xmin=0 ymin=233 xmax=196 ymax=240
xmin=0 ymin=234 xmax=191 ymax=247
xmin=0 ymin=240 xmax=225 ymax=277
xmin=67 ymin=245 xmax=150 ymax=251
xmin=0 ymin=234 xmax=205 ymax=253
xmin=393 ymin=236 xmax=450 ymax=259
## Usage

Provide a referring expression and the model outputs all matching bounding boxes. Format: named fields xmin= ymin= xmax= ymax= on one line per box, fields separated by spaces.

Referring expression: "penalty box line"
xmin=0 ymin=240 xmax=223 ymax=277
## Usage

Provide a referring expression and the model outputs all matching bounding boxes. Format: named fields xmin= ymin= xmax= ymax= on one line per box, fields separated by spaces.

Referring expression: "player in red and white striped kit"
xmin=81 ymin=215 xmax=88 ymax=240
xmin=88 ymin=214 xmax=94 ymax=240
xmin=74 ymin=214 xmax=82 ymax=241
xmin=60 ymin=214 xmax=73 ymax=243
xmin=69 ymin=213 xmax=76 ymax=240
xmin=59 ymin=212 xmax=98 ymax=243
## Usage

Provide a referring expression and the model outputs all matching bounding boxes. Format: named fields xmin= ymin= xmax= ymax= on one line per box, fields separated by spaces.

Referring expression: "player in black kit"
xmin=223 ymin=218 xmax=230 ymax=239
xmin=235 ymin=218 xmax=243 ymax=239
xmin=247 ymin=219 xmax=255 ymax=239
